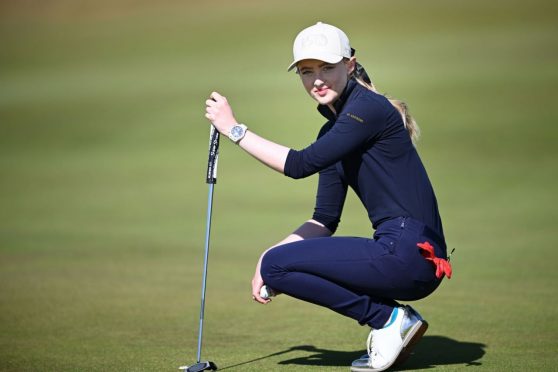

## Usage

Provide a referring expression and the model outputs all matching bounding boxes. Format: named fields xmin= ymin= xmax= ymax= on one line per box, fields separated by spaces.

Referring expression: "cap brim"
xmin=287 ymin=53 xmax=344 ymax=71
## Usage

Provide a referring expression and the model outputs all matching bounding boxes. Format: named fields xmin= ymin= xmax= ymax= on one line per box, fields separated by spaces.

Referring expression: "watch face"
xmin=231 ymin=126 xmax=242 ymax=137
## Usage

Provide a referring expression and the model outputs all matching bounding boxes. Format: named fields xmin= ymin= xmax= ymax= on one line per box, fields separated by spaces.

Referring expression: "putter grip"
xmin=206 ymin=125 xmax=220 ymax=184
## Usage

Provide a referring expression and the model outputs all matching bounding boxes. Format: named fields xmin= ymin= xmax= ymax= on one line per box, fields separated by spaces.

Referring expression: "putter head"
xmin=178 ymin=361 xmax=217 ymax=372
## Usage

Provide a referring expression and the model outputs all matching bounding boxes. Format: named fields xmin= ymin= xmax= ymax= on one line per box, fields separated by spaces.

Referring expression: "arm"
xmin=205 ymin=91 xmax=289 ymax=173
xmin=238 ymin=130 xmax=289 ymax=173
xmin=252 ymin=219 xmax=332 ymax=304
xmin=205 ymin=91 xmax=385 ymax=179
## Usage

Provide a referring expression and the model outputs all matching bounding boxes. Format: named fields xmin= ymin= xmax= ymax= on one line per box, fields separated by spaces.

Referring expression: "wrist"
xmin=227 ymin=123 xmax=248 ymax=144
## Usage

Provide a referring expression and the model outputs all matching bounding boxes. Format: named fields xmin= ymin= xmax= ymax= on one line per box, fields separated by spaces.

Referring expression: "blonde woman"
xmin=205 ymin=22 xmax=452 ymax=371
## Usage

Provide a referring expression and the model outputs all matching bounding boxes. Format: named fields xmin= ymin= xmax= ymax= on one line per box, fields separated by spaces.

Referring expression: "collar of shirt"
xmin=317 ymin=78 xmax=358 ymax=121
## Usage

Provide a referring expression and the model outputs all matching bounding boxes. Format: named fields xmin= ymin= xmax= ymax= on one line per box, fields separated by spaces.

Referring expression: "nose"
xmin=314 ymin=78 xmax=325 ymax=88
xmin=313 ymin=70 xmax=326 ymax=87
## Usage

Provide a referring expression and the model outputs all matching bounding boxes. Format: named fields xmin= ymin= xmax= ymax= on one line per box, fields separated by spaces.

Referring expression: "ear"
xmin=346 ymin=57 xmax=357 ymax=75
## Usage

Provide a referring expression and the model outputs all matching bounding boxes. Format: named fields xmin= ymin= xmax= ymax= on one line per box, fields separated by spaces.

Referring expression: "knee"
xmin=260 ymin=250 xmax=275 ymax=284
xmin=260 ymin=249 xmax=286 ymax=287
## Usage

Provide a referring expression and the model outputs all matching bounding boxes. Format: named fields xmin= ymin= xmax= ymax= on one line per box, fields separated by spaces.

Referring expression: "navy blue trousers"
xmin=260 ymin=217 xmax=446 ymax=329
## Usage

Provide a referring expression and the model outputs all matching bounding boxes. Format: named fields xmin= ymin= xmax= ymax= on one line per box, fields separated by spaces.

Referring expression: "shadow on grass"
xmin=392 ymin=335 xmax=486 ymax=370
xmin=220 ymin=336 xmax=485 ymax=370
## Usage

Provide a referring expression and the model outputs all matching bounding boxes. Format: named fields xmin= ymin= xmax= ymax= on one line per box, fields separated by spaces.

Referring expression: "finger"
xmin=210 ymin=91 xmax=225 ymax=102
xmin=254 ymin=296 xmax=270 ymax=304
xmin=252 ymin=291 xmax=270 ymax=304
xmin=205 ymin=113 xmax=214 ymax=121
xmin=205 ymin=99 xmax=217 ymax=107
xmin=205 ymin=106 xmax=218 ymax=117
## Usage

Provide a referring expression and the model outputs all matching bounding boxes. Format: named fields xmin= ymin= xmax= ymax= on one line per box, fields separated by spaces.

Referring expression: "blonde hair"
xmin=354 ymin=75 xmax=420 ymax=144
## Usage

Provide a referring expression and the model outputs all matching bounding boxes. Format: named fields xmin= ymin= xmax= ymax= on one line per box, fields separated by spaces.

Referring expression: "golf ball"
xmin=260 ymin=285 xmax=274 ymax=299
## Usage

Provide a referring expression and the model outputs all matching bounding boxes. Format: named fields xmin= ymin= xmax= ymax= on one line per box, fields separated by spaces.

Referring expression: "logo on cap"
xmin=287 ymin=22 xmax=351 ymax=71
xmin=301 ymin=34 xmax=328 ymax=48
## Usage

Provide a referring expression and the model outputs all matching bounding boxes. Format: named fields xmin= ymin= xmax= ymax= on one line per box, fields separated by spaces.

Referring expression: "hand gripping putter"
xmin=179 ymin=126 xmax=219 ymax=372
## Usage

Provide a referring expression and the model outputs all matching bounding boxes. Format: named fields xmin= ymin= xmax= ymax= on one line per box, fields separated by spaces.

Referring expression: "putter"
xmin=179 ymin=125 xmax=219 ymax=372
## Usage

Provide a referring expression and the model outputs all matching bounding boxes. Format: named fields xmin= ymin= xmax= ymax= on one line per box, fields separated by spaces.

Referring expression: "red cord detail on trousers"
xmin=417 ymin=241 xmax=452 ymax=279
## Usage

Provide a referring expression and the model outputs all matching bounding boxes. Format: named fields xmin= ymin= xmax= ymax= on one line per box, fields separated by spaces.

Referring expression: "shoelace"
xmin=417 ymin=241 xmax=452 ymax=279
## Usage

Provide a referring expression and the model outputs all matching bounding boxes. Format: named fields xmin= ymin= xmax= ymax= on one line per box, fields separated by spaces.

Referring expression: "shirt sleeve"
xmin=284 ymin=97 xmax=387 ymax=179
xmin=312 ymin=163 xmax=348 ymax=234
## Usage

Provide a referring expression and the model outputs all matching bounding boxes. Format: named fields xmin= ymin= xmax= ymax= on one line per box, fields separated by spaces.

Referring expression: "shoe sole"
xmin=393 ymin=319 xmax=428 ymax=367
xmin=349 ymin=320 xmax=428 ymax=372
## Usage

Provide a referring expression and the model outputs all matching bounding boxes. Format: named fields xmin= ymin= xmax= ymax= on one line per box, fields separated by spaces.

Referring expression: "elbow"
xmin=312 ymin=213 xmax=340 ymax=234
xmin=283 ymin=161 xmax=317 ymax=179
xmin=284 ymin=171 xmax=307 ymax=180
xmin=326 ymin=224 xmax=338 ymax=235
xmin=284 ymin=149 xmax=317 ymax=179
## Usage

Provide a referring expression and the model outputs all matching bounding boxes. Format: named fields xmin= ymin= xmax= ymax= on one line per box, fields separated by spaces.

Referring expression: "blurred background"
xmin=1 ymin=0 xmax=557 ymax=371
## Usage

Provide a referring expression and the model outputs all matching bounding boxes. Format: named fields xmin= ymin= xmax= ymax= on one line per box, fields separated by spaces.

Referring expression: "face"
xmin=297 ymin=58 xmax=356 ymax=109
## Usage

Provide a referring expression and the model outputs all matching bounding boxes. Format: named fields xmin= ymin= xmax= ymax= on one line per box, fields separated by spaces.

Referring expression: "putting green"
xmin=1 ymin=0 xmax=557 ymax=370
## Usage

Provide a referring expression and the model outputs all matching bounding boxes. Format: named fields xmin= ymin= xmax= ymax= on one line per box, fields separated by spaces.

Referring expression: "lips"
xmin=315 ymin=87 xmax=329 ymax=97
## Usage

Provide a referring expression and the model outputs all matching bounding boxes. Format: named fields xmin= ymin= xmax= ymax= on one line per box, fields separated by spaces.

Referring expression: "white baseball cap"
xmin=287 ymin=22 xmax=352 ymax=71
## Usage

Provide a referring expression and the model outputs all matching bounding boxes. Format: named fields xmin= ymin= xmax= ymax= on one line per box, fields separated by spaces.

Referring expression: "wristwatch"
xmin=228 ymin=123 xmax=248 ymax=144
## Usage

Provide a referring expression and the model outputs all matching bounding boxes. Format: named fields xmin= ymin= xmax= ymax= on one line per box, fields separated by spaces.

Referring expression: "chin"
xmin=313 ymin=92 xmax=338 ymax=106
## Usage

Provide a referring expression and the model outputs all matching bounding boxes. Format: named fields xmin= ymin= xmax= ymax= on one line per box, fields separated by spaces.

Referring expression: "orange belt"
xmin=417 ymin=241 xmax=452 ymax=279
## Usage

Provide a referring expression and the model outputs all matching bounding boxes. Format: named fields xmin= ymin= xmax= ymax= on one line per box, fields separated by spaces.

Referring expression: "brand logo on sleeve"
xmin=346 ymin=112 xmax=364 ymax=123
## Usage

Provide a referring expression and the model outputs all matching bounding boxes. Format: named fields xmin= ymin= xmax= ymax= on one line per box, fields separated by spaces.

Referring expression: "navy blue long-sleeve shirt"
xmin=284 ymin=79 xmax=444 ymax=239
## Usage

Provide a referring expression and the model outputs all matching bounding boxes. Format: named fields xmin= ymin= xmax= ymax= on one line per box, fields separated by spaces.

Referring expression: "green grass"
xmin=1 ymin=0 xmax=557 ymax=370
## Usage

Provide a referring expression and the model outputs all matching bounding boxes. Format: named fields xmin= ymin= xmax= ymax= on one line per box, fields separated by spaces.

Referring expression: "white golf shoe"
xmin=350 ymin=305 xmax=428 ymax=371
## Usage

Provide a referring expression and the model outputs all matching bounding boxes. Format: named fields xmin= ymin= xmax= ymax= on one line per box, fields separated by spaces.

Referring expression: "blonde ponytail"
xmin=387 ymin=98 xmax=420 ymax=144
xmin=354 ymin=76 xmax=420 ymax=144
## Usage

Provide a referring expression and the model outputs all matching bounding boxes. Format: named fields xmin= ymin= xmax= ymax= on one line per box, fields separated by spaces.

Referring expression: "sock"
xmin=383 ymin=307 xmax=399 ymax=328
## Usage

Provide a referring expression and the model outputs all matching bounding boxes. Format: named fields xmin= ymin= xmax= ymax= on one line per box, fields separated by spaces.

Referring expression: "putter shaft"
xmin=196 ymin=182 xmax=215 ymax=363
